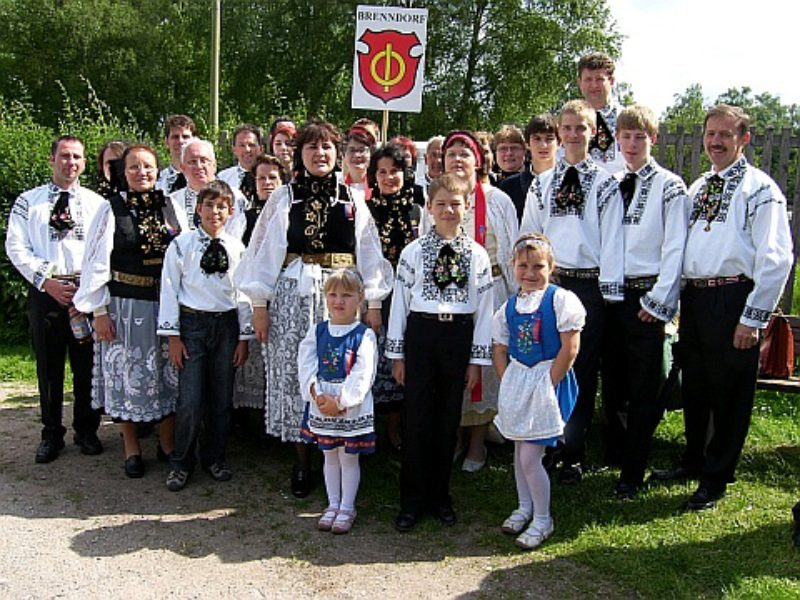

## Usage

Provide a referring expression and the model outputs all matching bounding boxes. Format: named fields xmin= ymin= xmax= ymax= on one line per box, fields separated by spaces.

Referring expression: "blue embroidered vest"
xmin=506 ymin=284 xmax=560 ymax=367
xmin=315 ymin=321 xmax=368 ymax=383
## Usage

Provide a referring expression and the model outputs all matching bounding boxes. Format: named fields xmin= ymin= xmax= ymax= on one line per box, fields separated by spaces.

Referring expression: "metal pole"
xmin=210 ymin=0 xmax=221 ymax=136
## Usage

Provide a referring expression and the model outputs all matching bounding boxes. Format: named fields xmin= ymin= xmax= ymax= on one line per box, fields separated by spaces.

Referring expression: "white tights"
xmin=514 ymin=441 xmax=551 ymax=527
xmin=323 ymin=447 xmax=361 ymax=511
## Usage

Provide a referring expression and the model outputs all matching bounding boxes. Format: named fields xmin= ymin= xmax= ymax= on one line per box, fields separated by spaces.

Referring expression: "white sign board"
xmin=351 ymin=5 xmax=428 ymax=113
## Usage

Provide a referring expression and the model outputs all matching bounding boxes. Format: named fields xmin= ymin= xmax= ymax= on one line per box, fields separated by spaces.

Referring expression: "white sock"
xmin=338 ymin=446 xmax=361 ymax=512
xmin=519 ymin=443 xmax=550 ymax=524
xmin=323 ymin=449 xmax=341 ymax=509
xmin=514 ymin=442 xmax=533 ymax=517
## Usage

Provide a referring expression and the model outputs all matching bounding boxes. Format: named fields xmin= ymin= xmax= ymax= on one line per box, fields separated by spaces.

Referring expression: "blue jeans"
xmin=171 ymin=309 xmax=238 ymax=471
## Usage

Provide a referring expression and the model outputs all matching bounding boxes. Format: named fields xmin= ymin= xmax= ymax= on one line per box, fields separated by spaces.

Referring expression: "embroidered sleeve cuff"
xmin=741 ymin=305 xmax=772 ymax=329
xmin=157 ymin=322 xmax=180 ymax=337
xmin=385 ymin=337 xmax=404 ymax=359
xmin=640 ymin=293 xmax=675 ymax=322
xmin=93 ymin=306 xmax=108 ymax=317
xmin=470 ymin=344 xmax=493 ymax=365
xmin=368 ymin=300 xmax=382 ymax=310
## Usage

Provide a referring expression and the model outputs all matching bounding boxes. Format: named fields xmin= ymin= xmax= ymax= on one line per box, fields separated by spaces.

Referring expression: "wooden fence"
xmin=655 ymin=126 xmax=800 ymax=312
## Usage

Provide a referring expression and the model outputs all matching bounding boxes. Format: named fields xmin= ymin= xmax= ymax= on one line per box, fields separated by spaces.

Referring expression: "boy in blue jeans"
xmin=158 ymin=181 xmax=252 ymax=491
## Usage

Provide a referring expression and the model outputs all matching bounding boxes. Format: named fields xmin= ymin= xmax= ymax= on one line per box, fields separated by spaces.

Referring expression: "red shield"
xmin=357 ymin=29 xmax=422 ymax=103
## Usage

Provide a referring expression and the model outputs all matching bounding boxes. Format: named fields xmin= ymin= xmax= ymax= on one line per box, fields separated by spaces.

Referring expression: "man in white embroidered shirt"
xmin=5 ymin=136 xmax=106 ymax=463
xmin=655 ymin=105 xmax=793 ymax=510
xmin=156 ymin=114 xmax=196 ymax=194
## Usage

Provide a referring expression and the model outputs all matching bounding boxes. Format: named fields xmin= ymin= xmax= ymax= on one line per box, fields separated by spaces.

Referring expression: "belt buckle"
xmin=439 ymin=313 xmax=454 ymax=322
xmin=707 ymin=278 xmax=717 ymax=288
xmin=332 ymin=254 xmax=347 ymax=268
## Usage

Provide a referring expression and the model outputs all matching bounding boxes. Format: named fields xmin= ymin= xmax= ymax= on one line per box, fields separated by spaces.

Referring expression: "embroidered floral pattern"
xmin=420 ymin=231 xmax=472 ymax=303
xmin=515 ymin=316 xmax=540 ymax=354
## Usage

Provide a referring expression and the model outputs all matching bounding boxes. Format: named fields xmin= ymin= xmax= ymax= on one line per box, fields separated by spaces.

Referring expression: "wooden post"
xmin=689 ymin=124 xmax=703 ymax=182
xmin=210 ymin=0 xmax=221 ymax=136
xmin=762 ymin=127 xmax=774 ymax=176
xmin=675 ymin=124 xmax=686 ymax=179
xmin=381 ymin=110 xmax=389 ymax=145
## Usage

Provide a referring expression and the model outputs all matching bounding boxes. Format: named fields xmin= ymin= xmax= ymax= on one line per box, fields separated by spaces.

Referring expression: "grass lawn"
xmin=2 ymin=341 xmax=799 ymax=598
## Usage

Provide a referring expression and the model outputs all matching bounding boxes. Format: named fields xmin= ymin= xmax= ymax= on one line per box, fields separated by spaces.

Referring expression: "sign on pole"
xmin=351 ymin=5 xmax=428 ymax=113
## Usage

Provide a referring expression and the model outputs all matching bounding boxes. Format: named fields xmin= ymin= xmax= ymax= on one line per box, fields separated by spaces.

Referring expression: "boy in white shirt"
xmin=158 ymin=181 xmax=253 ymax=491
xmin=386 ymin=173 xmax=494 ymax=532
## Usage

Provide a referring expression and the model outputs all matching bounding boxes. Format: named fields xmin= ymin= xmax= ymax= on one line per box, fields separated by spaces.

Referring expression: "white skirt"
xmin=494 ymin=359 xmax=565 ymax=441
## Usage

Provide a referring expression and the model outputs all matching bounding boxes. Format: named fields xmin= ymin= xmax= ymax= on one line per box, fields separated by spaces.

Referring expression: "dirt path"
xmin=0 ymin=384 xmax=633 ymax=599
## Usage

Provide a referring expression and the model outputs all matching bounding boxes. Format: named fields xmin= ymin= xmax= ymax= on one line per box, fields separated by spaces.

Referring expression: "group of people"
xmin=6 ymin=51 xmax=795 ymax=548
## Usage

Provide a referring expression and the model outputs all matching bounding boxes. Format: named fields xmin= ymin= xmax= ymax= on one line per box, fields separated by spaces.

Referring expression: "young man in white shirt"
xmin=217 ymin=124 xmax=263 ymax=201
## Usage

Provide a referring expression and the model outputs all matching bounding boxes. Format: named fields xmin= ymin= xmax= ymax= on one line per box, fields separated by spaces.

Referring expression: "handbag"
xmin=759 ymin=312 xmax=795 ymax=379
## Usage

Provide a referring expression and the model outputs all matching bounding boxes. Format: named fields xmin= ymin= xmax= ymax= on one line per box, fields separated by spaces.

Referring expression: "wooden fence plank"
xmin=762 ymin=128 xmax=774 ymax=176
xmin=675 ymin=125 xmax=685 ymax=175
xmin=777 ymin=127 xmax=792 ymax=191
xmin=690 ymin=124 xmax=703 ymax=182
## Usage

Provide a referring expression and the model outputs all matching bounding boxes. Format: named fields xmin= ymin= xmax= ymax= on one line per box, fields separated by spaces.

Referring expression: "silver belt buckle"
xmin=439 ymin=313 xmax=454 ymax=322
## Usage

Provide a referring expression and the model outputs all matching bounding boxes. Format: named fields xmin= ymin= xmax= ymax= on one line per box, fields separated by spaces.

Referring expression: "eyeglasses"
xmin=346 ymin=146 xmax=370 ymax=156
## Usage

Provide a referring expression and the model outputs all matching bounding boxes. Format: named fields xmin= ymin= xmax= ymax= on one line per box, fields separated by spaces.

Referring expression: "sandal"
xmin=318 ymin=506 xmax=338 ymax=531
xmin=331 ymin=508 xmax=357 ymax=534
xmin=501 ymin=509 xmax=531 ymax=535
xmin=515 ymin=519 xmax=554 ymax=550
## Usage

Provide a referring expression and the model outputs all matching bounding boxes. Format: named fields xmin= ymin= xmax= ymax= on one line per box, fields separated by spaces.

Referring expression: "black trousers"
xmin=400 ymin=313 xmax=473 ymax=514
xmin=28 ymin=285 xmax=99 ymax=441
xmin=602 ymin=288 xmax=665 ymax=484
xmin=559 ymin=277 xmax=605 ymax=467
xmin=679 ymin=281 xmax=758 ymax=489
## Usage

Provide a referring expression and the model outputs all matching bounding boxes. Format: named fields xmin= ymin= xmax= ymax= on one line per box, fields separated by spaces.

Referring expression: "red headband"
xmin=444 ymin=132 xmax=483 ymax=169
xmin=273 ymin=123 xmax=296 ymax=139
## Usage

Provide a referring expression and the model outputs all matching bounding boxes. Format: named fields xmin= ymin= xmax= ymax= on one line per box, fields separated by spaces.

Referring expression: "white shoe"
xmin=461 ymin=446 xmax=487 ymax=472
xmin=501 ymin=509 xmax=531 ymax=535
xmin=515 ymin=518 xmax=554 ymax=550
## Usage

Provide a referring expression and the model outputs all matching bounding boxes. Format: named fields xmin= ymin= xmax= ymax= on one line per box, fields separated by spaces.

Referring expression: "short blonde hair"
xmin=617 ymin=104 xmax=658 ymax=137
xmin=559 ymin=99 xmax=596 ymax=130
xmin=494 ymin=124 xmax=525 ymax=147
xmin=428 ymin=172 xmax=471 ymax=204
xmin=324 ymin=269 xmax=365 ymax=296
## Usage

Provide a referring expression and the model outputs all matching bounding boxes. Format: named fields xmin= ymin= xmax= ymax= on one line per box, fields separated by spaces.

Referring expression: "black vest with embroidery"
xmin=286 ymin=182 xmax=356 ymax=254
xmin=107 ymin=194 xmax=166 ymax=301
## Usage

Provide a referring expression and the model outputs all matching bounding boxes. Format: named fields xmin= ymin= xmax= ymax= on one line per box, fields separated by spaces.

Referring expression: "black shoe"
xmin=395 ymin=512 xmax=419 ymax=533
xmin=685 ymin=485 xmax=725 ymax=511
xmin=291 ymin=468 xmax=312 ymax=498
xmin=74 ymin=433 xmax=104 ymax=456
xmin=613 ymin=481 xmax=639 ymax=500
xmin=649 ymin=465 xmax=699 ymax=482
xmin=166 ymin=469 xmax=190 ymax=492
xmin=434 ymin=506 xmax=457 ymax=527
xmin=124 ymin=455 xmax=145 ymax=479
xmin=204 ymin=461 xmax=233 ymax=482
xmin=35 ymin=439 xmax=65 ymax=463
xmin=559 ymin=463 xmax=583 ymax=485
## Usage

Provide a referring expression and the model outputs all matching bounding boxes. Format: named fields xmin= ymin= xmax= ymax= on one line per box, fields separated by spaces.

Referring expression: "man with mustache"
xmin=655 ymin=104 xmax=792 ymax=510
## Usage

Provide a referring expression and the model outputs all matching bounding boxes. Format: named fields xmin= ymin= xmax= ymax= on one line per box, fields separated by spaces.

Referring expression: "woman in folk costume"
xmin=439 ymin=130 xmax=519 ymax=471
xmin=237 ymin=119 xmax=393 ymax=498
xmin=364 ymin=143 xmax=422 ymax=451
xmin=74 ymin=144 xmax=181 ymax=479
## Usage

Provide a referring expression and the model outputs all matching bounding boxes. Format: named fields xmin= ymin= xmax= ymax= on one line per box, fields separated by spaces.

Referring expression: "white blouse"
xmin=217 ymin=164 xmax=246 ymax=191
xmin=5 ymin=183 xmax=105 ymax=289
xmin=385 ymin=230 xmax=495 ymax=366
xmin=72 ymin=193 xmax=183 ymax=314
xmin=156 ymin=227 xmax=253 ymax=339
xmin=236 ymin=183 xmax=394 ymax=306
xmin=492 ymin=288 xmax=586 ymax=347
xmin=520 ymin=156 xmax=625 ymax=302
xmin=683 ymin=157 xmax=793 ymax=328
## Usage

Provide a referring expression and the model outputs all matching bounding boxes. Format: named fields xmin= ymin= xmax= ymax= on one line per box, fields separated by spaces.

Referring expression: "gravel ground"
xmin=0 ymin=384 xmax=633 ymax=599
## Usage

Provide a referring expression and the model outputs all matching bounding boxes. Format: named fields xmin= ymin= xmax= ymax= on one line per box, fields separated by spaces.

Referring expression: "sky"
xmin=605 ymin=0 xmax=799 ymax=117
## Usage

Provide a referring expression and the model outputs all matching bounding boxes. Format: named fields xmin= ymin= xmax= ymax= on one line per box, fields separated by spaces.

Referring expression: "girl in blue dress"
xmin=298 ymin=269 xmax=378 ymax=534
xmin=492 ymin=233 xmax=586 ymax=549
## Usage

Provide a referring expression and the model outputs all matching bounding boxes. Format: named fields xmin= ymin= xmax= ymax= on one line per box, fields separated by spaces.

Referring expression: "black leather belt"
xmin=410 ymin=311 xmax=472 ymax=324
